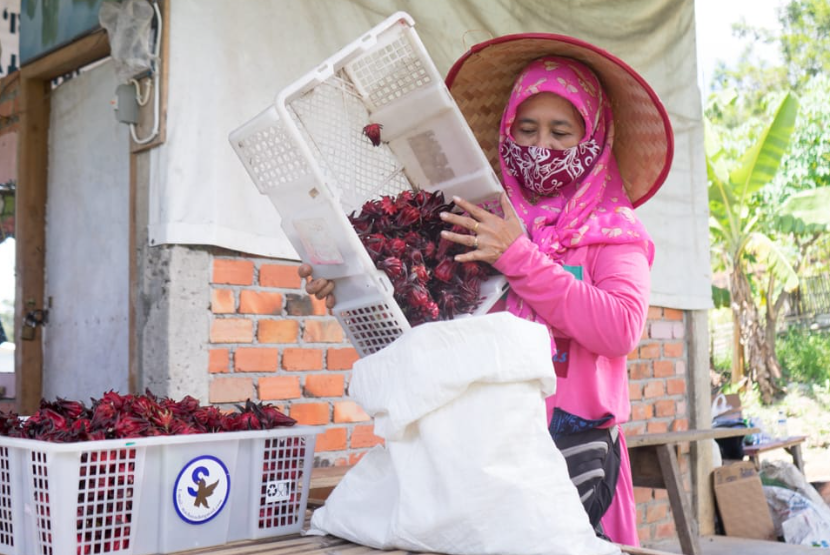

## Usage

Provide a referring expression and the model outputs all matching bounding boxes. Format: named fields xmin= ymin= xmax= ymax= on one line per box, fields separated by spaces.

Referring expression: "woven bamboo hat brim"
xmin=446 ymin=34 xmax=674 ymax=208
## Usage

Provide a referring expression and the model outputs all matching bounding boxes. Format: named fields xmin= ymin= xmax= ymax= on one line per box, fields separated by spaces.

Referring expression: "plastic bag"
xmin=307 ymin=312 xmax=619 ymax=555
xmin=764 ymin=485 xmax=830 ymax=547
xmin=99 ymin=0 xmax=156 ymax=82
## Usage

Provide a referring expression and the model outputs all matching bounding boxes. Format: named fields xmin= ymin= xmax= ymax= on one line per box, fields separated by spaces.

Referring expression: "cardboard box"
xmin=713 ymin=462 xmax=776 ymax=540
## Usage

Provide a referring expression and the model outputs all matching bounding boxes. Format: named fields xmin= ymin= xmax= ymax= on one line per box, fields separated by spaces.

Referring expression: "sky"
xmin=695 ymin=0 xmax=784 ymax=95
xmin=0 ymin=0 xmax=788 ymax=313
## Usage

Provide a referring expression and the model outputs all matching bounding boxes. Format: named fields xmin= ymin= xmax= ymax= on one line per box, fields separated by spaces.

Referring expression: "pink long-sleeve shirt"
xmin=492 ymin=234 xmax=651 ymax=547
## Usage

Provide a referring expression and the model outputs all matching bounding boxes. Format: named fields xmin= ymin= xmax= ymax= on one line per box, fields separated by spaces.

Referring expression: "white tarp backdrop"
xmin=149 ymin=0 xmax=712 ymax=310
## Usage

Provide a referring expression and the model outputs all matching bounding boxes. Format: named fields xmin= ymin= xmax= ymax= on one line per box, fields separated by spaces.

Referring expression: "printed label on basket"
xmin=294 ymin=218 xmax=345 ymax=265
xmin=264 ymin=479 xmax=292 ymax=503
xmin=173 ymin=455 xmax=231 ymax=525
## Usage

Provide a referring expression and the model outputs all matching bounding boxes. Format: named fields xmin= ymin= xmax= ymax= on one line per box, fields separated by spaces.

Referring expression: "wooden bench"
xmin=627 ymin=427 xmax=759 ymax=555
xmin=741 ymin=435 xmax=808 ymax=473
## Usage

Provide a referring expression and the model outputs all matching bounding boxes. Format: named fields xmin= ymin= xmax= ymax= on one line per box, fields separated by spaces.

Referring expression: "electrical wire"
xmin=130 ymin=0 xmax=162 ymax=145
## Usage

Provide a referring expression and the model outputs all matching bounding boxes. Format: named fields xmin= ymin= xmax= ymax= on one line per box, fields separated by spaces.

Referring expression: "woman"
xmin=301 ymin=34 xmax=673 ymax=546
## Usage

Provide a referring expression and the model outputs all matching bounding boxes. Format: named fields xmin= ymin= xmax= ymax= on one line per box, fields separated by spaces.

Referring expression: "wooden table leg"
xmin=655 ymin=444 xmax=701 ymax=555
xmin=786 ymin=444 xmax=805 ymax=474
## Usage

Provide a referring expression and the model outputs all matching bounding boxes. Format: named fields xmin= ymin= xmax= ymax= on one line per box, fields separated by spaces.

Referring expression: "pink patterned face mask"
xmin=500 ymin=136 xmax=601 ymax=196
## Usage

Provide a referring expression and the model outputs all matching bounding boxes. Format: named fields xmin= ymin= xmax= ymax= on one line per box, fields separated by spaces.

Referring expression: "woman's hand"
xmin=439 ymin=193 xmax=523 ymax=265
xmin=297 ymin=264 xmax=336 ymax=309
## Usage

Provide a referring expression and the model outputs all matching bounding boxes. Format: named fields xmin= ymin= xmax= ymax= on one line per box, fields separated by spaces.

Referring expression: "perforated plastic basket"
xmin=0 ymin=426 xmax=319 ymax=555
xmin=230 ymin=12 xmax=510 ymax=357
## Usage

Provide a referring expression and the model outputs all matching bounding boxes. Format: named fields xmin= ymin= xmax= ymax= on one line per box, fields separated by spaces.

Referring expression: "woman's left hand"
xmin=440 ymin=193 xmax=524 ymax=265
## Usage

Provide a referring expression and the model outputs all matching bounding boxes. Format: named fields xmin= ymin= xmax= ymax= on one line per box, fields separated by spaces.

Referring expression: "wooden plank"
xmin=656 ymin=444 xmax=700 ymax=555
xmin=16 ymin=30 xmax=111 ymax=414
xmin=15 ymin=73 xmax=49 ymax=414
xmin=688 ymin=310 xmax=716 ymax=536
xmin=742 ymin=435 xmax=806 ymax=456
xmin=626 ymin=428 xmax=759 ymax=448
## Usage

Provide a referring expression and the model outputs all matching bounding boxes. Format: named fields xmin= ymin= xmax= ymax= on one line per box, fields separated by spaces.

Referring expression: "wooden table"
xmin=186 ymin=517 xmax=680 ymax=555
xmin=626 ymin=428 xmax=759 ymax=555
xmin=741 ymin=435 xmax=807 ymax=473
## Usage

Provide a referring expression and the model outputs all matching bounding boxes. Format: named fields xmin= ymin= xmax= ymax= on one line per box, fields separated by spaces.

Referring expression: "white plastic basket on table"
xmin=0 ymin=426 xmax=319 ymax=555
xmin=230 ymin=12 xmax=509 ymax=358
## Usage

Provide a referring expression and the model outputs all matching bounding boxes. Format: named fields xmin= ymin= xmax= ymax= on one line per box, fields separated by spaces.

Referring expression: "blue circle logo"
xmin=172 ymin=455 xmax=230 ymax=524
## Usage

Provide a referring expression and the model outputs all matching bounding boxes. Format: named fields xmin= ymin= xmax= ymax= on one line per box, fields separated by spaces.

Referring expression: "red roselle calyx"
xmin=348 ymin=190 xmax=496 ymax=326
xmin=0 ymin=390 xmax=296 ymax=443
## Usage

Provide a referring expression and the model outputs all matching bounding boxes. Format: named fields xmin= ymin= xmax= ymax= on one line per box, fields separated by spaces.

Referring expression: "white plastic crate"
xmin=230 ymin=12 xmax=510 ymax=357
xmin=0 ymin=426 xmax=319 ymax=555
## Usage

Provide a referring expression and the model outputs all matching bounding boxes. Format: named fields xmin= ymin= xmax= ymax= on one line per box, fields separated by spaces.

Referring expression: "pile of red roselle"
xmin=349 ymin=190 xmax=496 ymax=326
xmin=0 ymin=390 xmax=296 ymax=442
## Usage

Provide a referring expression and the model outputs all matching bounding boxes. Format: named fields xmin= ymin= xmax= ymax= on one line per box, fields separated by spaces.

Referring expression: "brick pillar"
xmin=208 ymin=255 xmax=382 ymax=466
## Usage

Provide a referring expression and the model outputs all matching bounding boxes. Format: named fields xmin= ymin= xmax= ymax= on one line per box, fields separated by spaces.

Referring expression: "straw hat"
xmin=446 ymin=34 xmax=674 ymax=208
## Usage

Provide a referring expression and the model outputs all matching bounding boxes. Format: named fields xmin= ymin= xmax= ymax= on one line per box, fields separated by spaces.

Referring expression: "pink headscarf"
xmin=499 ymin=56 xmax=654 ymax=263
xmin=499 ymin=57 xmax=654 ymax=324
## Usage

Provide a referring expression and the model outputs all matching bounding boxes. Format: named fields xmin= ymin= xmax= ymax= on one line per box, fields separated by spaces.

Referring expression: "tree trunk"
xmin=730 ymin=266 xmax=781 ymax=403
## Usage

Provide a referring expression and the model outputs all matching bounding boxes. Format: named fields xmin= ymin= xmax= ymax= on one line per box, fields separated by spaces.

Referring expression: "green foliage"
xmin=779 ymin=0 xmax=830 ymax=88
xmin=776 ymin=327 xmax=830 ymax=383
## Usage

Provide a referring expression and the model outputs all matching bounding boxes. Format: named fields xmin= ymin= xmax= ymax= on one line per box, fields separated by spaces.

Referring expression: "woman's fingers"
xmin=298 ymin=263 xmax=313 ymax=279
xmin=298 ymin=263 xmax=336 ymax=308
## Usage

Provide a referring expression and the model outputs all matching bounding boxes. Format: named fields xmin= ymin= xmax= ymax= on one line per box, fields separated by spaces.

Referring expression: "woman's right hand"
xmin=298 ymin=264 xmax=336 ymax=309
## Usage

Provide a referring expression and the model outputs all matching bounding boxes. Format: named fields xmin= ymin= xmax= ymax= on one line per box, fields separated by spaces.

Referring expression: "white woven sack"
xmin=308 ymin=312 xmax=620 ymax=555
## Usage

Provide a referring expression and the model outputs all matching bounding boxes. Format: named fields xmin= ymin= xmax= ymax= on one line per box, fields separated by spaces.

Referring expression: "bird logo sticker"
xmin=173 ymin=455 xmax=231 ymax=524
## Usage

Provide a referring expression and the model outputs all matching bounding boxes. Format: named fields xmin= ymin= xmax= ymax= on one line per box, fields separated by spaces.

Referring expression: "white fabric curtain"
xmin=150 ymin=0 xmax=712 ymax=309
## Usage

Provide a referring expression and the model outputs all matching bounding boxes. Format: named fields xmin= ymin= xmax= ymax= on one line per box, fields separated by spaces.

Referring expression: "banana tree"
xmin=706 ymin=92 xmax=799 ymax=402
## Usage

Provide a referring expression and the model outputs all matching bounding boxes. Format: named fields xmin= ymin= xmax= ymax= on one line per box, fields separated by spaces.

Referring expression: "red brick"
xmin=260 ymin=264 xmax=303 ymax=289
xmin=639 ymin=343 xmax=660 ymax=359
xmin=627 ymin=350 xmax=638 ymax=361
xmin=234 ymin=347 xmax=279 ymax=372
xmin=208 ymin=349 xmax=229 ymax=374
xmin=213 ymin=259 xmax=254 ymax=285
xmin=643 ymin=380 xmax=665 ymax=399
xmin=315 ymin=427 xmax=348 ymax=451
xmin=637 ymin=526 xmax=652 ymax=545
xmin=647 ymin=420 xmax=669 ymax=434
xmin=629 ymin=363 xmax=651 ymax=380
xmin=211 ymin=289 xmax=235 ymax=314
xmin=629 ymin=382 xmax=643 ymax=401
xmin=650 ymin=321 xmax=674 ymax=339
xmin=303 ymin=320 xmax=344 ymax=343
xmin=285 ymin=294 xmax=314 ymax=316
xmin=671 ymin=418 xmax=689 ymax=432
xmin=258 ymin=320 xmax=299 ymax=344
xmin=210 ymin=319 xmax=254 ymax=343
xmin=282 ymin=348 xmax=323 ymax=370
xmin=259 ymin=376 xmax=302 ymax=400
xmin=663 ymin=308 xmax=684 ymax=321
xmin=209 ymin=377 xmax=254 ymax=403
xmin=351 ymin=424 xmax=384 ymax=448
xmin=305 ymin=374 xmax=345 ymax=397
xmin=672 ymin=322 xmax=685 ymax=338
xmin=655 ymin=399 xmax=675 ymax=417
xmin=633 ymin=487 xmax=653 ymax=504
xmin=290 ymin=402 xmax=330 ymax=425
xmin=654 ymin=360 xmax=674 ymax=378
xmin=655 ymin=521 xmax=677 ymax=539
xmin=630 ymin=402 xmax=654 ymax=421
xmin=654 ymin=489 xmax=669 ymax=500
xmin=327 ymin=348 xmax=359 ymax=370
xmin=667 ymin=378 xmax=686 ymax=395
xmin=310 ymin=296 xmax=329 ymax=316
xmin=646 ymin=502 xmax=669 ymax=523
xmin=663 ymin=341 xmax=684 ymax=358
xmin=647 ymin=306 xmax=663 ymax=319
xmin=333 ymin=401 xmax=371 ymax=423
xmin=239 ymin=291 xmax=283 ymax=315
